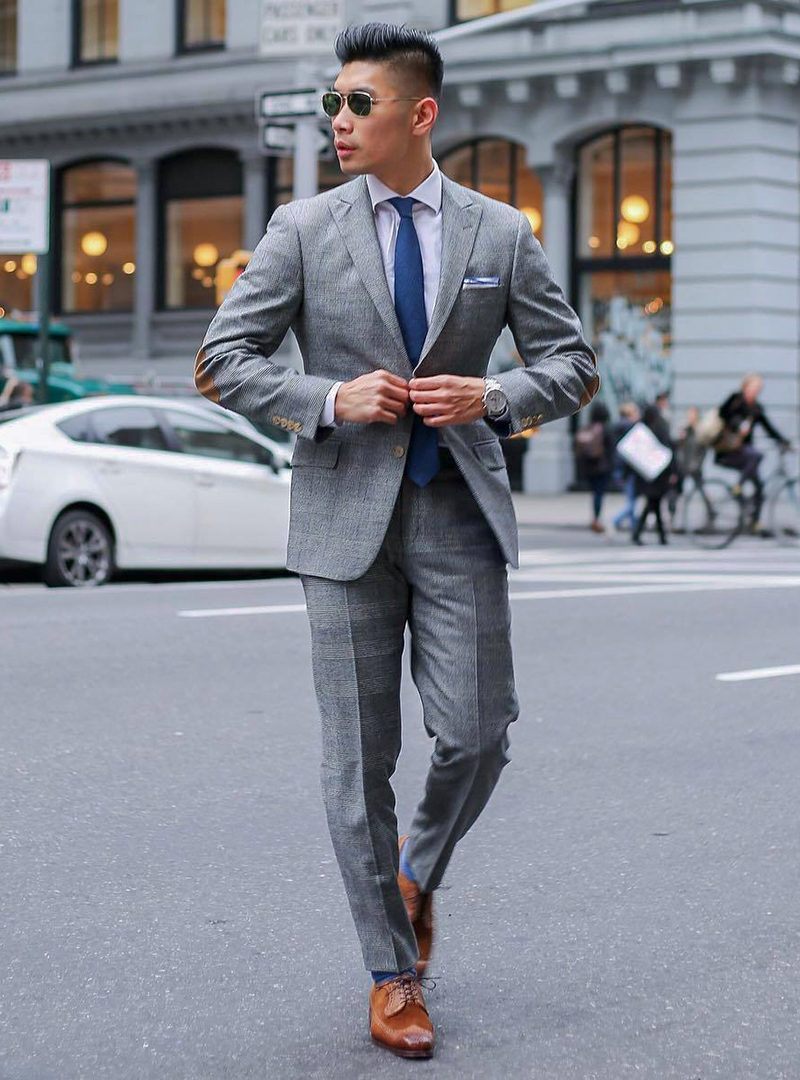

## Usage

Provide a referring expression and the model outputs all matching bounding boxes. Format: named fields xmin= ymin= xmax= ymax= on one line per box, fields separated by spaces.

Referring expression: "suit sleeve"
xmin=193 ymin=204 xmax=337 ymax=441
xmin=490 ymin=211 xmax=600 ymax=438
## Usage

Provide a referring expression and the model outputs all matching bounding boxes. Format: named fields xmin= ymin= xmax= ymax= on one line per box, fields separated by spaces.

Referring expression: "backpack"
xmin=575 ymin=421 xmax=605 ymax=460
xmin=695 ymin=407 xmax=724 ymax=447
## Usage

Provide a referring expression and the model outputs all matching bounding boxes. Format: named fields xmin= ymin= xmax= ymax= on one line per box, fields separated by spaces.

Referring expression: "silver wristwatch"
xmin=482 ymin=377 xmax=508 ymax=420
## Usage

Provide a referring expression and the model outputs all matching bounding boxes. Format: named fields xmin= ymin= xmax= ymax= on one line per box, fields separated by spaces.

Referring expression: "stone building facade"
xmin=1 ymin=0 xmax=798 ymax=489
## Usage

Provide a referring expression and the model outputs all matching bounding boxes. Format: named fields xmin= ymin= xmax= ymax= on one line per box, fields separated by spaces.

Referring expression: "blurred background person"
xmin=632 ymin=402 xmax=676 ymax=545
xmin=575 ymin=400 xmax=616 ymax=533
xmin=0 ymin=375 xmax=35 ymax=413
xmin=612 ymin=400 xmax=641 ymax=532
xmin=669 ymin=405 xmax=706 ymax=526
xmin=714 ymin=373 xmax=791 ymax=535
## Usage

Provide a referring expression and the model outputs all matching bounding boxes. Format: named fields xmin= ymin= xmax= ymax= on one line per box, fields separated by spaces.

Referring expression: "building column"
xmin=670 ymin=69 xmax=800 ymax=445
xmin=132 ymin=159 xmax=157 ymax=361
xmin=523 ymin=159 xmax=578 ymax=494
xmin=241 ymin=151 xmax=269 ymax=250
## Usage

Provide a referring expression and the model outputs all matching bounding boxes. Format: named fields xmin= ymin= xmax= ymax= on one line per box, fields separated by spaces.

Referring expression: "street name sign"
xmin=258 ymin=88 xmax=320 ymax=120
xmin=262 ymin=124 xmax=332 ymax=157
xmin=0 ymin=159 xmax=50 ymax=254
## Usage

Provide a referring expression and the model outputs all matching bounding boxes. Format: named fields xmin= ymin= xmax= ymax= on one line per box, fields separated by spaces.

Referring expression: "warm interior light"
xmin=21 ymin=254 xmax=37 ymax=275
xmin=616 ymin=221 xmax=640 ymax=248
xmin=621 ymin=195 xmax=649 ymax=224
xmin=4 ymin=260 xmax=16 ymax=273
xmin=191 ymin=268 xmax=204 ymax=280
xmin=194 ymin=243 xmax=219 ymax=268
xmin=201 ymin=275 xmax=214 ymax=287
xmin=520 ymin=206 xmax=542 ymax=234
xmin=81 ymin=231 xmax=108 ymax=257
xmin=85 ymin=271 xmax=98 ymax=285
xmin=71 ymin=271 xmax=82 ymax=283
xmin=642 ymin=240 xmax=657 ymax=254
xmin=660 ymin=240 xmax=674 ymax=255
xmin=123 ymin=261 xmax=136 ymax=275
xmin=588 ymin=236 xmax=601 ymax=250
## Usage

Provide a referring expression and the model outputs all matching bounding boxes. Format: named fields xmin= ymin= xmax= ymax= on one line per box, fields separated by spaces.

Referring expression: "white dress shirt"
xmin=319 ymin=161 xmax=443 ymax=426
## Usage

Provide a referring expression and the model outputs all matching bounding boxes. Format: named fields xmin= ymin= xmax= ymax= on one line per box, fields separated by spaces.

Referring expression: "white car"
xmin=0 ymin=395 xmax=292 ymax=587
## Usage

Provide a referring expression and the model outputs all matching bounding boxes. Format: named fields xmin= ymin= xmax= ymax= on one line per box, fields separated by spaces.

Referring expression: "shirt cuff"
xmin=320 ymin=381 xmax=343 ymax=427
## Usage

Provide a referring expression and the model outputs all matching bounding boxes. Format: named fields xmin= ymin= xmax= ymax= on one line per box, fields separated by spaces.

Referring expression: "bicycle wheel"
xmin=683 ymin=479 xmax=741 ymax=549
xmin=769 ymin=479 xmax=800 ymax=547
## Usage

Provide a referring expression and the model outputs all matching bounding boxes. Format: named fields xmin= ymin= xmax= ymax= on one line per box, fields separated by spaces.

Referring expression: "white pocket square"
xmin=462 ymin=276 xmax=501 ymax=289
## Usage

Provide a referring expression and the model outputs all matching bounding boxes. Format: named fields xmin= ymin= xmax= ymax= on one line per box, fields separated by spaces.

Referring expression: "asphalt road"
xmin=2 ymin=527 xmax=799 ymax=1079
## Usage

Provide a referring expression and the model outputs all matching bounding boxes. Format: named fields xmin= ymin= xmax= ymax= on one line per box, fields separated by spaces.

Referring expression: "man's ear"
xmin=413 ymin=97 xmax=438 ymax=137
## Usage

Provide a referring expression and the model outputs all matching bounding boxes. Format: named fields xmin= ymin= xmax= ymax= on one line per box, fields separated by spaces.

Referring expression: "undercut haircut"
xmin=334 ymin=22 xmax=444 ymax=102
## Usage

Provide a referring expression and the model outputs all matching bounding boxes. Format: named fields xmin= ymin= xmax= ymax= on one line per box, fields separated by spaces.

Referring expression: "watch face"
xmin=486 ymin=389 xmax=505 ymax=416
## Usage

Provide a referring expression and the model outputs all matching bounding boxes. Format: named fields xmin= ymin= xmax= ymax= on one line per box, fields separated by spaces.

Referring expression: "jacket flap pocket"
xmin=471 ymin=439 xmax=506 ymax=470
xmin=292 ymin=438 xmax=341 ymax=468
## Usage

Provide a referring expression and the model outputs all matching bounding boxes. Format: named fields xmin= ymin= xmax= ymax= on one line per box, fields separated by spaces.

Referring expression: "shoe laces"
xmin=384 ymin=973 xmax=438 ymax=1017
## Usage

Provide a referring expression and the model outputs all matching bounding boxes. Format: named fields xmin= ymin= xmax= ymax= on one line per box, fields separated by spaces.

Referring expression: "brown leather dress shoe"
xmin=398 ymin=834 xmax=434 ymax=976
xmin=369 ymin=974 xmax=435 ymax=1058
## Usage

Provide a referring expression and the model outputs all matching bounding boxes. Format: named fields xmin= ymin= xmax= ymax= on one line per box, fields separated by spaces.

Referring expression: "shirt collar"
xmin=366 ymin=159 xmax=442 ymax=214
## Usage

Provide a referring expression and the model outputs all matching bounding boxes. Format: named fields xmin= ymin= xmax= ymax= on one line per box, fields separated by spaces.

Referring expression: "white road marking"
xmin=716 ymin=663 xmax=800 ymax=683
xmin=178 ymin=603 xmax=306 ymax=618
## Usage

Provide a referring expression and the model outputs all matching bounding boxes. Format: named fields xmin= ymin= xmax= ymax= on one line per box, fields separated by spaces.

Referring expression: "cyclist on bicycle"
xmin=714 ymin=373 xmax=792 ymax=534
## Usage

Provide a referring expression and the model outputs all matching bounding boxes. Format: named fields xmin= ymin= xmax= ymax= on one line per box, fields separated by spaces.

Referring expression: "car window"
xmin=163 ymin=409 xmax=276 ymax=467
xmin=6 ymin=334 xmax=71 ymax=369
xmin=91 ymin=406 xmax=168 ymax=450
xmin=56 ymin=413 xmax=93 ymax=442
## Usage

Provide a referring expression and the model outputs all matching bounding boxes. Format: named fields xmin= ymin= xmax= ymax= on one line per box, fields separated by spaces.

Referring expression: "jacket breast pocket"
xmin=471 ymin=439 xmax=506 ymax=471
xmin=291 ymin=438 xmax=341 ymax=469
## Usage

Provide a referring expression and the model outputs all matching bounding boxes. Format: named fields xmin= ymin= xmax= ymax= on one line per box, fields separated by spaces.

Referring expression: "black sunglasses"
xmin=321 ymin=90 xmax=424 ymax=118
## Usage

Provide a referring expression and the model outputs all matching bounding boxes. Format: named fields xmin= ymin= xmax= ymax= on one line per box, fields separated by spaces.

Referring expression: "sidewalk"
xmin=512 ymin=490 xmax=629 ymax=530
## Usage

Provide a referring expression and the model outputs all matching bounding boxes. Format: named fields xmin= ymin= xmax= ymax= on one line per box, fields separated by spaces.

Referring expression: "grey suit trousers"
xmin=300 ymin=458 xmax=519 ymax=973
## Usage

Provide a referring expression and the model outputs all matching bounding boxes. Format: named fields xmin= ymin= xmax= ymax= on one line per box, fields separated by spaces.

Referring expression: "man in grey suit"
xmin=195 ymin=22 xmax=599 ymax=1058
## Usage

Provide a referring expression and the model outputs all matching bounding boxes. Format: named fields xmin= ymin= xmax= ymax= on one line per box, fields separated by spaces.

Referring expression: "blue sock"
xmin=372 ymin=966 xmax=416 ymax=985
xmin=399 ymin=841 xmax=418 ymax=884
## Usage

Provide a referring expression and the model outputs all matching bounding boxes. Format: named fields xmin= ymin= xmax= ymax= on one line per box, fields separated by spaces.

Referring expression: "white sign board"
xmin=259 ymin=88 xmax=320 ymax=119
xmin=262 ymin=124 xmax=331 ymax=155
xmin=259 ymin=0 xmax=346 ymax=56
xmin=0 ymin=159 xmax=50 ymax=255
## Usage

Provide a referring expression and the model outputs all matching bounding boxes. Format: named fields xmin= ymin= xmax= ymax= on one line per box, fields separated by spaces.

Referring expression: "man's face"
xmin=329 ymin=60 xmax=428 ymax=177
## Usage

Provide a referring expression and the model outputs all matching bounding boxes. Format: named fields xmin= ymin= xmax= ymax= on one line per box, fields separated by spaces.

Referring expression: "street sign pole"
xmin=36 ymin=162 xmax=53 ymax=405
xmin=293 ymin=116 xmax=322 ymax=200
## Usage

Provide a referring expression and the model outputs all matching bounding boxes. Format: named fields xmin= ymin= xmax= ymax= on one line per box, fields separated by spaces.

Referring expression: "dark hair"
xmin=589 ymin=401 xmax=610 ymax=425
xmin=334 ymin=22 xmax=444 ymax=101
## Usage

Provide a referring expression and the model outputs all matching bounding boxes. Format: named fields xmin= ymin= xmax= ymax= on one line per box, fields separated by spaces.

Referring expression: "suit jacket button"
xmin=393 ymin=445 xmax=405 ymax=458
xmin=294 ymin=422 xmax=302 ymax=432
xmin=272 ymin=415 xmax=280 ymax=425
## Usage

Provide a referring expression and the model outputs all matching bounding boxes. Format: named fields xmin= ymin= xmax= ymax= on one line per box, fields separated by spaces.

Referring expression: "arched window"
xmin=439 ymin=138 xmax=543 ymax=239
xmin=575 ymin=126 xmax=673 ymax=413
xmin=159 ymin=149 xmax=243 ymax=310
xmin=59 ymin=159 xmax=136 ymax=313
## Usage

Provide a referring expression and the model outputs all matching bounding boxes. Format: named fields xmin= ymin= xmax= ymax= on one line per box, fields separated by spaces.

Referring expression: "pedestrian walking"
xmin=575 ymin=400 xmax=616 ymax=533
xmin=194 ymin=22 xmax=599 ymax=1059
xmin=632 ymin=403 xmax=675 ymax=545
xmin=611 ymin=400 xmax=640 ymax=532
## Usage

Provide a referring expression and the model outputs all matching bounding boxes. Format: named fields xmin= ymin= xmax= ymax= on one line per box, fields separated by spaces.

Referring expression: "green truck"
xmin=0 ymin=319 xmax=137 ymax=403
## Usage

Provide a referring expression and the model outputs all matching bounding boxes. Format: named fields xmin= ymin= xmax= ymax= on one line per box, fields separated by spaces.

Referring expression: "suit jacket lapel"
xmin=329 ymin=176 xmax=407 ymax=358
xmin=414 ymin=175 xmax=482 ymax=374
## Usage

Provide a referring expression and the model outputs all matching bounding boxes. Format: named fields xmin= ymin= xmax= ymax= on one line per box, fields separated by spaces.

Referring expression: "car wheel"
xmin=43 ymin=509 xmax=115 ymax=588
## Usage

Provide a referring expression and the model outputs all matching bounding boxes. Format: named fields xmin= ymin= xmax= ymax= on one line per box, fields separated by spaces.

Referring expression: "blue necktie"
xmin=389 ymin=196 xmax=440 ymax=487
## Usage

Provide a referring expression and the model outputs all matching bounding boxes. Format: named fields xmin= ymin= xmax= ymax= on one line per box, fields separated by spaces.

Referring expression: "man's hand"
xmin=408 ymin=375 xmax=486 ymax=426
xmin=334 ymin=370 xmax=410 ymax=425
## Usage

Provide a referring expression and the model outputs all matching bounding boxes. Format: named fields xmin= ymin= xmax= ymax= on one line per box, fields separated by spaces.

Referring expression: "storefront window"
xmin=179 ymin=0 xmax=225 ymax=51
xmin=453 ymin=0 xmax=530 ymax=23
xmin=575 ymin=126 xmax=673 ymax=416
xmin=0 ymin=252 xmax=36 ymax=316
xmin=73 ymin=0 xmax=118 ymax=64
xmin=61 ymin=160 xmax=136 ymax=313
xmin=0 ymin=0 xmax=17 ymax=74
xmin=160 ymin=149 xmax=242 ymax=310
xmin=439 ymin=138 xmax=543 ymax=239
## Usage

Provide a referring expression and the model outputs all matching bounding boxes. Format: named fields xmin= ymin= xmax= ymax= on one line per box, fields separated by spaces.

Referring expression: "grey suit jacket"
xmin=194 ymin=172 xmax=599 ymax=579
